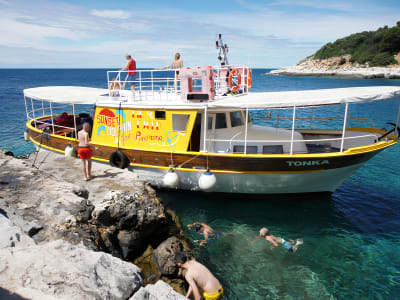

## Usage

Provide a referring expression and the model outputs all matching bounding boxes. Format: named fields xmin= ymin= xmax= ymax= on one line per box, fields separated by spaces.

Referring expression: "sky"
xmin=0 ymin=0 xmax=399 ymax=68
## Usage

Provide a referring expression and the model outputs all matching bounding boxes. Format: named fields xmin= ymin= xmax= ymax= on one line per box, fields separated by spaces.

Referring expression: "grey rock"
xmin=0 ymin=215 xmax=35 ymax=249
xmin=92 ymin=190 xmax=171 ymax=259
xmin=72 ymin=185 xmax=89 ymax=199
xmin=152 ymin=237 xmax=192 ymax=277
xmin=130 ymin=281 xmax=188 ymax=300
xmin=0 ymin=239 xmax=144 ymax=300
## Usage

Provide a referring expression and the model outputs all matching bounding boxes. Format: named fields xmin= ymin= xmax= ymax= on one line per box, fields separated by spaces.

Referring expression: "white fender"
xmin=24 ymin=130 xmax=30 ymax=141
xmin=64 ymin=144 xmax=75 ymax=157
xmin=163 ymin=168 xmax=179 ymax=189
xmin=198 ymin=170 xmax=217 ymax=192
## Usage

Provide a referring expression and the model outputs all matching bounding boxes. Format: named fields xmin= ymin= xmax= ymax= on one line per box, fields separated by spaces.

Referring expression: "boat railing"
xmin=252 ymin=116 xmax=376 ymax=129
xmin=106 ymin=65 xmax=251 ymax=102
xmin=24 ymin=97 xmax=92 ymax=138
xmin=206 ymin=133 xmax=379 ymax=155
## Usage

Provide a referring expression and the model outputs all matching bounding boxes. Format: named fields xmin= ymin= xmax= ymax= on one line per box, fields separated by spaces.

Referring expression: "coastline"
xmin=0 ymin=150 xmax=190 ymax=300
xmin=266 ymin=57 xmax=400 ymax=79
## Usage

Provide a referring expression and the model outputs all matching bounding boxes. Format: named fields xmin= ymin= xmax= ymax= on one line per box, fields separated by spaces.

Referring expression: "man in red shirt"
xmin=120 ymin=54 xmax=136 ymax=92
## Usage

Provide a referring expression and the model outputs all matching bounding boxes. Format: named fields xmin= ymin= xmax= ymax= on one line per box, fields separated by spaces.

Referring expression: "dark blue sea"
xmin=1 ymin=69 xmax=400 ymax=299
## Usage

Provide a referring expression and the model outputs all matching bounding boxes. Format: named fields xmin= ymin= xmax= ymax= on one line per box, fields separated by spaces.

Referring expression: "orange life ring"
xmin=247 ymin=69 xmax=252 ymax=89
xmin=228 ymin=69 xmax=242 ymax=93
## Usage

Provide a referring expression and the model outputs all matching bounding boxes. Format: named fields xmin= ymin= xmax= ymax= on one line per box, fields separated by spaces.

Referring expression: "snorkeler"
xmin=187 ymin=222 xmax=220 ymax=245
xmin=259 ymin=227 xmax=303 ymax=253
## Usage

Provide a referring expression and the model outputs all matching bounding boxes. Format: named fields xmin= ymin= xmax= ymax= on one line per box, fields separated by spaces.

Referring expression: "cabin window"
xmin=155 ymin=111 xmax=166 ymax=119
xmin=233 ymin=145 xmax=258 ymax=154
xmin=172 ymin=114 xmax=189 ymax=131
xmin=215 ymin=113 xmax=227 ymax=129
xmin=230 ymin=111 xmax=243 ymax=127
xmin=262 ymin=145 xmax=283 ymax=154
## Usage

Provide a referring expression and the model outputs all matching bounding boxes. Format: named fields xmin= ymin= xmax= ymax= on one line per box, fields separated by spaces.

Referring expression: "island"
xmin=268 ymin=21 xmax=400 ymax=79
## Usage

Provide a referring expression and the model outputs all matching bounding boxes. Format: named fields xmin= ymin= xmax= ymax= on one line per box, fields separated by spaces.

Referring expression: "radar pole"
xmin=216 ymin=34 xmax=229 ymax=67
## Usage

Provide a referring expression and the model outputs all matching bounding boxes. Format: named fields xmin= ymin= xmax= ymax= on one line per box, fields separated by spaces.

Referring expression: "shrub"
xmin=339 ymin=57 xmax=346 ymax=65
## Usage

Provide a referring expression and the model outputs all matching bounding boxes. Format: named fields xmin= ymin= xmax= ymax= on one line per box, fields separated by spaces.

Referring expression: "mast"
xmin=216 ymin=34 xmax=229 ymax=67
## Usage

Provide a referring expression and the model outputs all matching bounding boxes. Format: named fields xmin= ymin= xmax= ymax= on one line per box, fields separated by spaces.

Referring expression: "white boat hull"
xmin=129 ymin=162 xmax=365 ymax=194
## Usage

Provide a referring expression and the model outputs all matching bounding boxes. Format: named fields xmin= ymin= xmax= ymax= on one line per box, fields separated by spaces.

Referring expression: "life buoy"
xmin=228 ymin=69 xmax=242 ymax=93
xmin=109 ymin=150 xmax=129 ymax=169
xmin=247 ymin=69 xmax=252 ymax=89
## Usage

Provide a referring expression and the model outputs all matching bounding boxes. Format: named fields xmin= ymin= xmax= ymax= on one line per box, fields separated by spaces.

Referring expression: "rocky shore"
xmin=0 ymin=150 xmax=191 ymax=300
xmin=267 ymin=56 xmax=400 ymax=79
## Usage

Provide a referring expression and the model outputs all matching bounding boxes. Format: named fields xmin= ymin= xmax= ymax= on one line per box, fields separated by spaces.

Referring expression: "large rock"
xmin=152 ymin=236 xmax=192 ymax=277
xmin=0 ymin=239 xmax=144 ymax=300
xmin=92 ymin=190 xmax=179 ymax=260
xmin=130 ymin=280 xmax=188 ymax=300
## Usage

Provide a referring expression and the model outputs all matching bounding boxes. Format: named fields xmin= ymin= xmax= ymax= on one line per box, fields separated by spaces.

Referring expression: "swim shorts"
xmin=281 ymin=238 xmax=293 ymax=252
xmin=78 ymin=147 xmax=92 ymax=159
xmin=203 ymin=286 xmax=223 ymax=300
xmin=125 ymin=74 xmax=136 ymax=89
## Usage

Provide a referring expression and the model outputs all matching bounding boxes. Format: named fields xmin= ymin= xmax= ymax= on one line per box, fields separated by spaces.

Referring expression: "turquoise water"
xmin=1 ymin=69 xmax=400 ymax=299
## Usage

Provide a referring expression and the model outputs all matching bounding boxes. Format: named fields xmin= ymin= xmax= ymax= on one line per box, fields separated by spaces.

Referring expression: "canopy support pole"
xmin=203 ymin=106 xmax=207 ymax=152
xmin=24 ymin=96 xmax=29 ymax=121
xmin=31 ymin=98 xmax=37 ymax=128
xmin=310 ymin=107 xmax=314 ymax=128
xmin=244 ymin=108 xmax=249 ymax=155
xmin=277 ymin=109 xmax=280 ymax=128
xmin=340 ymin=103 xmax=350 ymax=153
xmin=72 ymin=104 xmax=78 ymax=140
xmin=49 ymin=101 xmax=55 ymax=134
xmin=395 ymin=103 xmax=400 ymax=137
xmin=290 ymin=106 xmax=296 ymax=156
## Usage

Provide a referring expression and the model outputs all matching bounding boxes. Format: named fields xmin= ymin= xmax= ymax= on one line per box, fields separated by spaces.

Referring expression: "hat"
xmin=126 ymin=53 xmax=131 ymax=58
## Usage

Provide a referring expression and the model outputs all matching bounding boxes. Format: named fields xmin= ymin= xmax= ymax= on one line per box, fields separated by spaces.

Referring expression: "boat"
xmin=23 ymin=36 xmax=400 ymax=194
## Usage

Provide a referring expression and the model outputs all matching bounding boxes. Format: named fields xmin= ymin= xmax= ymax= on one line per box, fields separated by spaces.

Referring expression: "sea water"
xmin=1 ymin=69 xmax=400 ymax=299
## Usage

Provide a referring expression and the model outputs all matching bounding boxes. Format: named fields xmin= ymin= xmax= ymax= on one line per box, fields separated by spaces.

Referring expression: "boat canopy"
xmin=23 ymin=85 xmax=400 ymax=109
xmin=23 ymin=86 xmax=109 ymax=104
xmin=208 ymin=86 xmax=400 ymax=109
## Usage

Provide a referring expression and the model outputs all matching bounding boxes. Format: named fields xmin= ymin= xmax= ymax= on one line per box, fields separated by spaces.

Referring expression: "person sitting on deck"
xmin=259 ymin=227 xmax=303 ymax=253
xmin=176 ymin=254 xmax=224 ymax=300
xmin=187 ymin=222 xmax=220 ymax=245
xmin=78 ymin=122 xmax=93 ymax=181
xmin=109 ymin=77 xmax=122 ymax=97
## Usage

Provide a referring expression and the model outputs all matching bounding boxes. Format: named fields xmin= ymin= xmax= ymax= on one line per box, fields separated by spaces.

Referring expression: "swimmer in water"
xmin=259 ymin=227 xmax=303 ymax=253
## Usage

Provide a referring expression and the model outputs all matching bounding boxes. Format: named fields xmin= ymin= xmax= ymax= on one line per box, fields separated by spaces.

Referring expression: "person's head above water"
xmin=259 ymin=227 xmax=270 ymax=237
xmin=194 ymin=223 xmax=203 ymax=232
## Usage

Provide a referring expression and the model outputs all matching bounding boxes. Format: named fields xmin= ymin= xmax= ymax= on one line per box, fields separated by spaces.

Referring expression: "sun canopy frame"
xmin=23 ymin=85 xmax=400 ymax=109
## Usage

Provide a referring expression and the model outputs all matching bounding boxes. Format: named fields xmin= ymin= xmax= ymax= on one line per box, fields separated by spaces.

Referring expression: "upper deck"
xmin=23 ymin=65 xmax=400 ymax=110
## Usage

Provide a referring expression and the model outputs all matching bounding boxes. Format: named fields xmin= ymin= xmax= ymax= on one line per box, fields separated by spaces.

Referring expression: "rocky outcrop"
xmin=267 ymin=56 xmax=400 ymax=79
xmin=0 ymin=150 xmax=192 ymax=299
xmin=130 ymin=280 xmax=188 ymax=300
xmin=0 ymin=214 xmax=144 ymax=300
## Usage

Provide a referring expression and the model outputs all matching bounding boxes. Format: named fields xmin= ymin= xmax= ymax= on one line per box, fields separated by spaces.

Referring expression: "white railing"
xmin=106 ymin=65 xmax=251 ymax=102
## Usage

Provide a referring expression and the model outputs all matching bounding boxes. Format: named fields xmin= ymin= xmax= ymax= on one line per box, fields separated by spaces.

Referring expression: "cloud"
xmin=0 ymin=0 xmax=399 ymax=68
xmin=90 ymin=9 xmax=131 ymax=19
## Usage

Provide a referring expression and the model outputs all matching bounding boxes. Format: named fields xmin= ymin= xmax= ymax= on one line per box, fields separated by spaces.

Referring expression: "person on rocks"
xmin=258 ymin=227 xmax=303 ymax=253
xmin=120 ymin=53 xmax=137 ymax=92
xmin=187 ymin=222 xmax=220 ymax=245
xmin=78 ymin=122 xmax=92 ymax=181
xmin=176 ymin=254 xmax=223 ymax=300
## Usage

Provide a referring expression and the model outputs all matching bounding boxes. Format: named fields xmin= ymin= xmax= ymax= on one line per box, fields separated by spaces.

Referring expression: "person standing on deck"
xmin=172 ymin=53 xmax=183 ymax=91
xmin=120 ymin=54 xmax=136 ymax=92
xmin=78 ymin=123 xmax=92 ymax=181
xmin=176 ymin=254 xmax=224 ymax=300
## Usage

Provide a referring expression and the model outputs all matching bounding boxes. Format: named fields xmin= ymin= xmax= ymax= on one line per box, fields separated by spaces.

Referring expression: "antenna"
xmin=216 ymin=34 xmax=229 ymax=67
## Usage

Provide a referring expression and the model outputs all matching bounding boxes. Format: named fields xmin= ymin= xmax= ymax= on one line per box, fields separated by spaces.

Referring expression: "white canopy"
xmin=24 ymin=85 xmax=400 ymax=108
xmin=24 ymin=86 xmax=109 ymax=104
xmin=208 ymin=86 xmax=400 ymax=109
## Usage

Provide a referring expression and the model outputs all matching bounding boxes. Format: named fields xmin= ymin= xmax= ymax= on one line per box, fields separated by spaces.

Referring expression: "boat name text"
xmin=286 ymin=160 xmax=329 ymax=167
